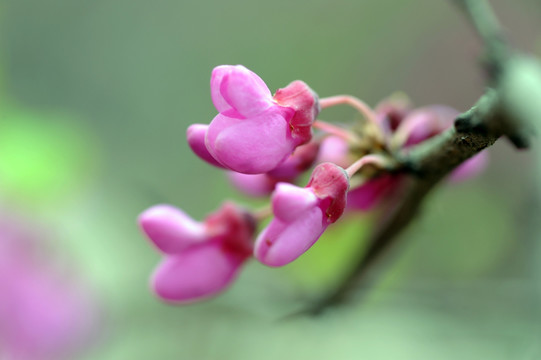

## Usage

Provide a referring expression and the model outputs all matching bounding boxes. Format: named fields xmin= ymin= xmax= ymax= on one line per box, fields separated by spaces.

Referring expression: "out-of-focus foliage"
xmin=0 ymin=108 xmax=99 ymax=207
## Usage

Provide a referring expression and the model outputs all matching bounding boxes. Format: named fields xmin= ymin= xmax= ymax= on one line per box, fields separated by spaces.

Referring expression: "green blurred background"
xmin=1 ymin=0 xmax=541 ymax=358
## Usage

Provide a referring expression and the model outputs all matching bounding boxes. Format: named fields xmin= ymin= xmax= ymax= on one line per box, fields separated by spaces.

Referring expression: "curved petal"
xmin=272 ymin=183 xmax=318 ymax=222
xmin=347 ymin=175 xmax=399 ymax=211
xmin=374 ymin=94 xmax=411 ymax=133
xmin=396 ymin=106 xmax=458 ymax=147
xmin=254 ymin=206 xmax=326 ymax=267
xmin=449 ymin=151 xmax=489 ymax=183
xmin=139 ymin=205 xmax=206 ymax=254
xmin=212 ymin=65 xmax=273 ymax=117
xmin=186 ymin=124 xmax=224 ymax=168
xmin=204 ymin=110 xmax=243 ymax=166
xmin=151 ymin=243 xmax=245 ymax=303
xmin=206 ymin=107 xmax=295 ymax=174
xmin=210 ymin=65 xmax=234 ymax=113
xmin=227 ymin=172 xmax=278 ymax=197
xmin=267 ymin=141 xmax=320 ymax=179
xmin=316 ymin=135 xmax=351 ymax=168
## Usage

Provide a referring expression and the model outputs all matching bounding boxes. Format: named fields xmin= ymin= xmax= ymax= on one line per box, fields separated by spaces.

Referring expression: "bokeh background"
xmin=1 ymin=0 xmax=541 ymax=359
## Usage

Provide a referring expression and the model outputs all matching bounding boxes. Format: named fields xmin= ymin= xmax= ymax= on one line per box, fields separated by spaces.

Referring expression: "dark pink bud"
xmin=307 ymin=162 xmax=350 ymax=223
xmin=273 ymin=80 xmax=320 ymax=146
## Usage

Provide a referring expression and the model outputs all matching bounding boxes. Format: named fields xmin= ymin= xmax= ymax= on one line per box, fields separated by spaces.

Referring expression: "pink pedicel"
xmin=188 ymin=65 xmax=320 ymax=174
xmin=139 ymin=202 xmax=254 ymax=303
xmin=254 ymin=163 xmax=349 ymax=267
xmin=0 ymin=217 xmax=99 ymax=360
xmin=228 ymin=141 xmax=320 ymax=197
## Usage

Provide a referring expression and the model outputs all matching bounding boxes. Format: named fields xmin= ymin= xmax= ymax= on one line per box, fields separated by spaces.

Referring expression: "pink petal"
xmin=267 ymin=141 xmax=320 ymax=179
xmin=186 ymin=124 xmax=225 ymax=168
xmin=151 ymin=242 xmax=246 ymax=303
xmin=211 ymin=65 xmax=273 ymax=117
xmin=347 ymin=175 xmax=400 ymax=211
xmin=227 ymin=172 xmax=278 ymax=197
xmin=206 ymin=106 xmax=296 ymax=174
xmin=204 ymin=110 xmax=243 ymax=166
xmin=307 ymin=163 xmax=350 ymax=222
xmin=374 ymin=95 xmax=411 ymax=134
xmin=316 ymin=135 xmax=351 ymax=168
xmin=139 ymin=205 xmax=206 ymax=254
xmin=210 ymin=66 xmax=233 ymax=113
xmin=273 ymin=80 xmax=319 ymax=144
xmin=449 ymin=151 xmax=489 ymax=183
xmin=254 ymin=206 xmax=326 ymax=267
xmin=203 ymin=202 xmax=254 ymax=257
xmin=271 ymin=183 xmax=318 ymax=222
xmin=398 ymin=106 xmax=458 ymax=147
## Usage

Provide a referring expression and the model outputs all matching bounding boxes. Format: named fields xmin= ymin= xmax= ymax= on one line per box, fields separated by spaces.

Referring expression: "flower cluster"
xmin=139 ymin=65 xmax=488 ymax=304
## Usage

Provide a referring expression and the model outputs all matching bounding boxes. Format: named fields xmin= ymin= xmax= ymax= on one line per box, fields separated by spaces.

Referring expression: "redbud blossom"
xmin=139 ymin=203 xmax=254 ymax=303
xmin=254 ymin=163 xmax=349 ymax=267
xmin=188 ymin=65 xmax=319 ymax=174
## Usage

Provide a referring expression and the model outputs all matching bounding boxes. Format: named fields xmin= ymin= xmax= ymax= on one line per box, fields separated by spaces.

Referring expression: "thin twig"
xmin=453 ymin=0 xmax=508 ymax=73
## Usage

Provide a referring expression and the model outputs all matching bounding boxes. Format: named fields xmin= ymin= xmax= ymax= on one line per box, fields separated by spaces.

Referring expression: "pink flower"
xmin=228 ymin=141 xmax=320 ymax=197
xmin=188 ymin=65 xmax=319 ymax=174
xmin=0 ymin=216 xmax=99 ymax=360
xmin=139 ymin=203 xmax=254 ymax=303
xmin=254 ymin=163 xmax=349 ymax=267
